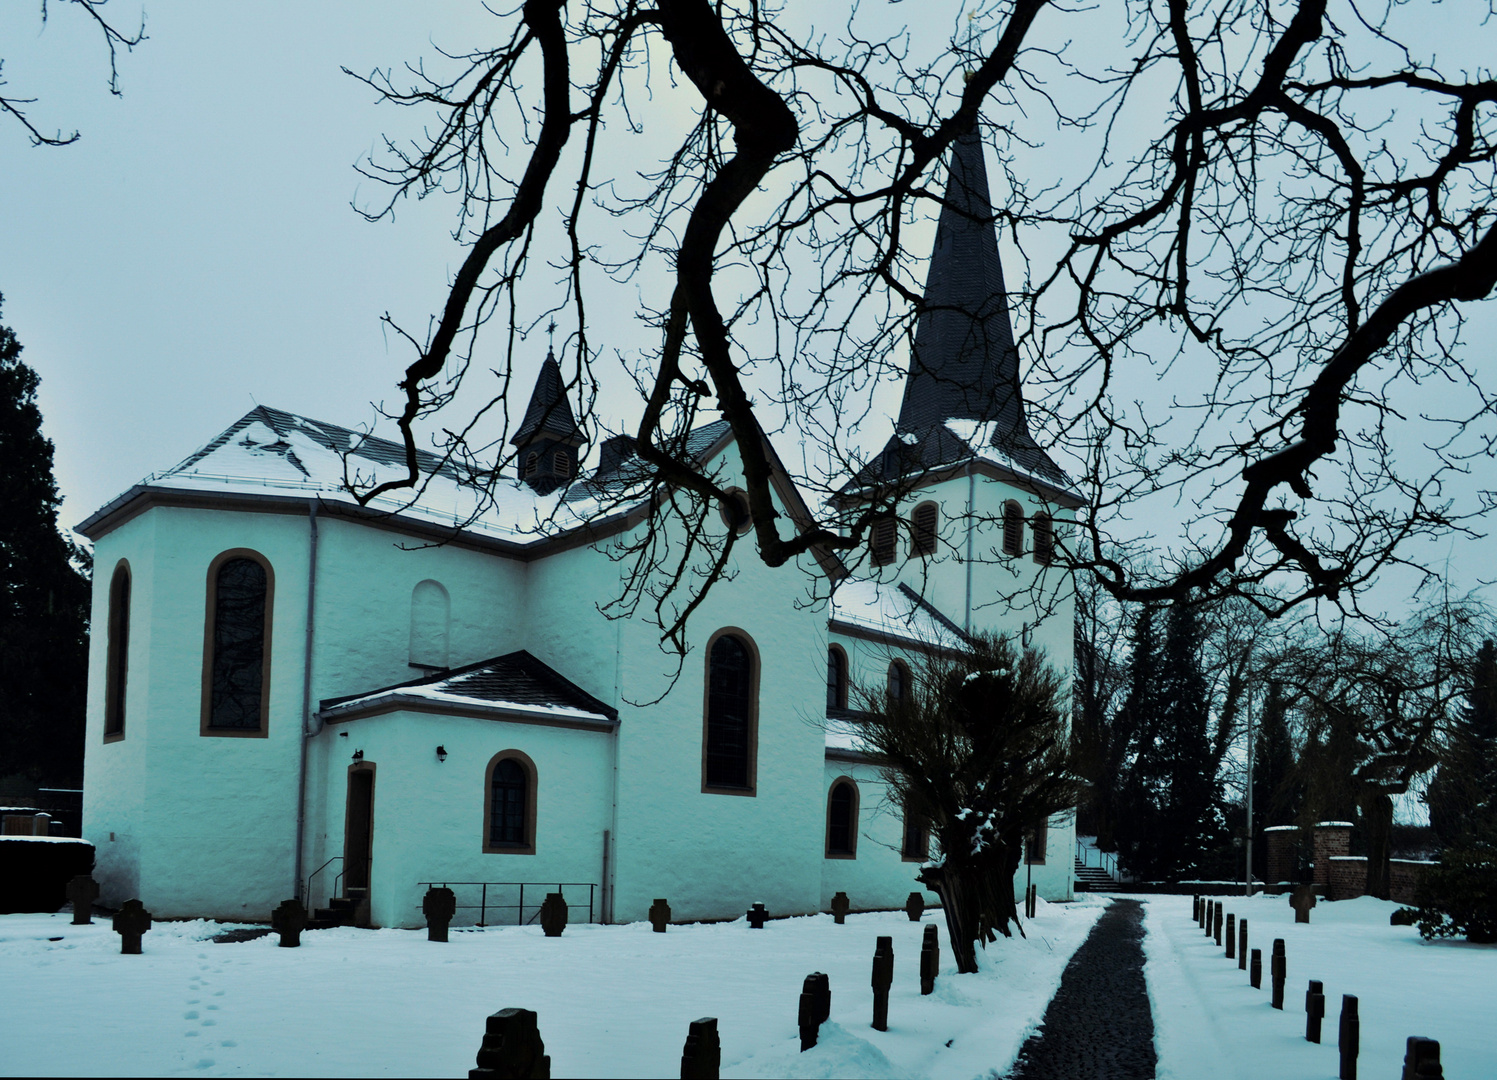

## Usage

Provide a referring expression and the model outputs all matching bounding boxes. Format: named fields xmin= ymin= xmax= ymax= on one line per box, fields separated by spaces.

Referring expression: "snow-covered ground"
xmin=1 ymin=898 xmax=1107 ymax=1079
xmin=1143 ymin=892 xmax=1497 ymax=1079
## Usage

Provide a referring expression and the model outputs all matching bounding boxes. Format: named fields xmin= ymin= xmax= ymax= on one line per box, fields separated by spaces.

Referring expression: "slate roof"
xmin=319 ymin=650 xmax=618 ymax=724
xmin=512 ymin=351 xmax=584 ymax=446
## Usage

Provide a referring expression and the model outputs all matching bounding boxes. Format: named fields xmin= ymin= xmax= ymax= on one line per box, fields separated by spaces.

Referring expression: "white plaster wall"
xmin=310 ymin=711 xmax=612 ymax=929
xmin=819 ymin=760 xmax=940 ymax=912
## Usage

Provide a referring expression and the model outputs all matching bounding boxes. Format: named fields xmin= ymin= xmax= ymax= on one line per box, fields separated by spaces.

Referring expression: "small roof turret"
xmin=511 ymin=350 xmax=584 ymax=448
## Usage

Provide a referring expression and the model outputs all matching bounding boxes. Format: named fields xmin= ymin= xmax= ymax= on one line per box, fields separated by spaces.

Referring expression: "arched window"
xmin=552 ymin=450 xmax=572 ymax=478
xmin=524 ymin=452 xmax=539 ymax=477
xmin=484 ymin=750 xmax=537 ymax=854
xmin=1002 ymin=500 xmax=1024 ymax=557
xmin=703 ymin=630 xmax=758 ymax=793
xmin=104 ymin=561 xmax=131 ymax=740
xmin=911 ymin=502 xmax=938 ymax=557
xmin=826 ymin=778 xmax=859 ymax=858
xmin=409 ymin=580 xmax=450 ymax=669
xmin=826 ymin=646 xmax=848 ymax=713
xmin=202 ymin=550 xmax=274 ymax=736
xmin=1032 ymin=513 xmax=1054 ymax=565
xmin=1026 ymin=819 xmax=1049 ymax=865
xmin=870 ymin=517 xmax=897 ymax=566
xmin=887 ymin=660 xmax=909 ymax=704
xmin=902 ymin=807 xmax=929 ymax=861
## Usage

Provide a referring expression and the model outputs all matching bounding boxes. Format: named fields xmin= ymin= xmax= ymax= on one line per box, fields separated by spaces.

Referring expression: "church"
xmin=77 ymin=128 xmax=1080 ymax=929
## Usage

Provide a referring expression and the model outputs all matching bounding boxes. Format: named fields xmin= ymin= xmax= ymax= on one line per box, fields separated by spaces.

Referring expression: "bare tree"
xmin=342 ymin=0 xmax=1496 ymax=641
xmin=2 ymin=1 xmax=144 ymax=146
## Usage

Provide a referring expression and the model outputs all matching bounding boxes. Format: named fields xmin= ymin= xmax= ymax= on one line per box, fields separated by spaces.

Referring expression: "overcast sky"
xmin=3 ymin=1 xmax=1492 ymax=620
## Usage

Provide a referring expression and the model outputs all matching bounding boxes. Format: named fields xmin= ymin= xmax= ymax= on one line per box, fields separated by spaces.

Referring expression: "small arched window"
xmin=104 ymin=561 xmax=131 ymax=740
xmin=1032 ymin=513 xmax=1054 ymax=566
xmin=1002 ymin=501 xmax=1024 ymax=557
xmin=409 ymin=580 xmax=451 ymax=670
xmin=887 ymin=660 xmax=909 ymax=704
xmin=202 ymin=550 xmax=274 ymax=736
xmin=870 ymin=517 xmax=897 ymax=566
xmin=484 ymin=751 xmax=537 ymax=853
xmin=826 ymin=646 xmax=848 ymax=713
xmin=826 ymin=778 xmax=859 ymax=858
xmin=911 ymin=502 xmax=938 ymax=557
xmin=703 ymin=630 xmax=758 ymax=793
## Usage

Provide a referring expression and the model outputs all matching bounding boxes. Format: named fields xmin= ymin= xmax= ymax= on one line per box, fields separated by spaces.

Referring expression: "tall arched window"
xmin=826 ymin=778 xmax=859 ymax=858
xmin=104 ymin=561 xmax=131 ymax=740
xmin=484 ymin=750 xmax=537 ymax=853
xmin=911 ymin=502 xmax=938 ymax=557
xmin=1002 ymin=500 xmax=1024 ymax=557
xmin=826 ymin=646 xmax=848 ymax=713
xmin=870 ymin=517 xmax=897 ymax=566
xmin=703 ymin=630 xmax=758 ymax=793
xmin=202 ymin=550 xmax=274 ymax=736
xmin=887 ymin=660 xmax=909 ymax=704
xmin=409 ymin=580 xmax=451 ymax=669
xmin=1032 ymin=513 xmax=1055 ymax=565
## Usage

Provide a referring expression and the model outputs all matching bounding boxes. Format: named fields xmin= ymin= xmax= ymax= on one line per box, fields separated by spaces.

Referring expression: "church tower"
xmin=511 ymin=350 xmax=585 ymax=494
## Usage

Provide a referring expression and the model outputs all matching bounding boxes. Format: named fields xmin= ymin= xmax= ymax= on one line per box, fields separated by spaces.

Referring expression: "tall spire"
xmin=512 ymin=349 xmax=584 ymax=492
xmin=897 ymin=127 xmax=1026 ymax=443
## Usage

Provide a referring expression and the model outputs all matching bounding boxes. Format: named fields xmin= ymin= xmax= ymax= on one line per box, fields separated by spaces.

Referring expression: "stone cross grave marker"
xmin=1238 ymin=918 xmax=1248 ymax=970
xmin=830 ymin=891 xmax=850 ymax=925
xmin=539 ymin=892 xmax=568 ymax=937
xmin=904 ymin=892 xmax=924 ymax=922
xmin=113 ymin=899 xmax=152 ymax=954
xmin=871 ymin=936 xmax=894 ymax=1031
xmin=920 ymin=924 xmax=939 ymax=995
xmin=423 ymin=887 xmax=457 ymax=942
xmin=1401 ymin=1036 xmax=1442 ymax=1080
xmin=649 ymin=898 xmax=671 ymax=933
xmin=681 ymin=1017 xmax=721 ymax=1080
xmin=469 ymin=1007 xmax=550 ymax=1079
xmin=1271 ymin=938 xmax=1287 ymax=1009
xmin=272 ymin=898 xmax=308 ymax=947
xmin=66 ymin=875 xmax=98 ymax=925
xmin=1292 ymin=885 xmax=1317 ymax=924
xmin=1250 ymin=947 xmax=1263 ymax=989
xmin=1306 ymin=979 xmax=1325 ymax=1043
xmin=746 ymin=902 xmax=768 ymax=930
xmin=1339 ymin=995 xmax=1360 ymax=1080
xmin=1225 ymin=913 xmax=1236 ymax=959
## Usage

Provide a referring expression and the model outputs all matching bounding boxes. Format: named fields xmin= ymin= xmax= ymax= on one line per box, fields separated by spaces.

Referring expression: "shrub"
xmin=1390 ymin=907 xmax=1417 ymax=926
xmin=1414 ymin=847 xmax=1497 ymax=944
xmin=0 ymin=837 xmax=96 ymax=913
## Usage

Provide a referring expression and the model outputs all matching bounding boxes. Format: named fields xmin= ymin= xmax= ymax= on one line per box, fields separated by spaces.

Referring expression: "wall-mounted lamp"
xmin=352 ymin=749 xmax=364 ymax=761
xmin=338 ymin=731 xmax=348 ymax=737
xmin=435 ymin=745 xmax=448 ymax=763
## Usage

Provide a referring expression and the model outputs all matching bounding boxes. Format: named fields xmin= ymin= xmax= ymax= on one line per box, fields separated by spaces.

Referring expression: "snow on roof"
xmin=829 ymin=578 xmax=969 ymax=652
xmin=824 ymin=717 xmax=869 ymax=753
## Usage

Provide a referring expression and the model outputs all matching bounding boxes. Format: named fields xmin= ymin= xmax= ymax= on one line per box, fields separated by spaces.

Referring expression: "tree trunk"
xmin=918 ymin=843 xmax=1022 ymax=974
xmin=1361 ymin=792 xmax=1394 ymax=900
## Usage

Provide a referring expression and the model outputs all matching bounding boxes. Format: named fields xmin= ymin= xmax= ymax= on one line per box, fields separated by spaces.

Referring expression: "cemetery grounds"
xmin=1 ymin=891 xmax=1493 ymax=1077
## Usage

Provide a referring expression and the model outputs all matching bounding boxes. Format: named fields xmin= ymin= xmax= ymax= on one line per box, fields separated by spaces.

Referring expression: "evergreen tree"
xmin=1427 ymin=640 xmax=1497 ymax=848
xmin=1114 ymin=604 xmax=1166 ymax=879
xmin=0 ymin=295 xmax=91 ymax=786
xmin=1155 ymin=599 xmax=1221 ymax=878
xmin=1251 ymin=682 xmax=1301 ymax=877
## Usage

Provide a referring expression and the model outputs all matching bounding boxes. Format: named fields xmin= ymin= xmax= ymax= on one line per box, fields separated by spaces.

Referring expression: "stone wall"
xmin=1264 ymin=825 xmax=1299 ymax=888
xmin=1326 ymin=855 xmax=1433 ymax=904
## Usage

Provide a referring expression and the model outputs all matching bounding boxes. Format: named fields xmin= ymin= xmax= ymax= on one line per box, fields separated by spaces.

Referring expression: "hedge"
xmin=0 ymin=837 xmax=97 ymax=913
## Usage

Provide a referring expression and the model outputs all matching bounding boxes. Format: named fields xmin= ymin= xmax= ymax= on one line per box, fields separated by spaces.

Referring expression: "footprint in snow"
xmin=184 ymin=1011 xmax=199 ymax=1020
xmin=193 ymin=1058 xmax=215 ymax=1070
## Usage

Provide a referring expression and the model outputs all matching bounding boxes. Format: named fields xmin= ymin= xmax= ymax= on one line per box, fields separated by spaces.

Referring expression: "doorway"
xmin=344 ymin=764 xmax=375 ymax=898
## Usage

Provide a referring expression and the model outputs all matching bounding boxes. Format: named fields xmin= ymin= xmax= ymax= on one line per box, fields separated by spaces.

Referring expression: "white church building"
xmin=78 ymin=129 xmax=1080 ymax=929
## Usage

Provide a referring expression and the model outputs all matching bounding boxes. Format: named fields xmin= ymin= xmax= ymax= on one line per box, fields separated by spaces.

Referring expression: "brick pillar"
xmin=1312 ymin=822 xmax=1352 ymax=893
xmin=1264 ymin=826 xmax=1298 ymax=889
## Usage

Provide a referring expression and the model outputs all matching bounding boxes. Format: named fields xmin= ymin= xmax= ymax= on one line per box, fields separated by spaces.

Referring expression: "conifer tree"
xmin=0 ymin=295 xmax=91 ymax=786
xmin=1114 ymin=604 xmax=1166 ymax=879
xmin=1156 ymin=600 xmax=1221 ymax=877
xmin=1251 ymin=682 xmax=1302 ymax=876
xmin=1427 ymin=640 xmax=1497 ymax=848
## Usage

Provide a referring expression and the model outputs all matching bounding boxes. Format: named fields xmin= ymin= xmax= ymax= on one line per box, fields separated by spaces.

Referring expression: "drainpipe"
xmin=964 ymin=461 xmax=976 ymax=635
xmin=606 ymin=612 xmax=623 ymax=923
xmin=293 ymin=500 xmax=320 ymax=900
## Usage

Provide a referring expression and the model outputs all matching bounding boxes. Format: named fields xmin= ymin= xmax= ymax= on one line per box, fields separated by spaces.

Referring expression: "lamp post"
xmin=1244 ymin=688 xmax=1254 ymax=897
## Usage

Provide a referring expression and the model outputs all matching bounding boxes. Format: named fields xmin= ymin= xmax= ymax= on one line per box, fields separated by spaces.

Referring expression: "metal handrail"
xmin=416 ymin=881 xmax=598 ymax=927
xmin=304 ymin=855 xmax=342 ymax=907
xmin=1076 ymin=840 xmax=1120 ymax=880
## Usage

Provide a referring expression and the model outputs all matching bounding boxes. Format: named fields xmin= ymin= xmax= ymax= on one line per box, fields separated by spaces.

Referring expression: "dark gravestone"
xmin=271 ymin=898 xmax=308 ymax=947
xmin=798 ymin=975 xmax=822 ymax=1051
xmin=1192 ymin=895 xmax=1201 ymax=923
xmin=1206 ymin=901 xmax=1215 ymax=937
xmin=1339 ymin=995 xmax=1360 ymax=1080
xmin=1250 ymin=948 xmax=1263 ymax=989
xmin=1225 ymin=913 xmax=1236 ymax=959
xmin=539 ymin=893 xmax=567 ymax=938
xmin=1270 ymin=938 xmax=1287 ymax=1009
xmin=871 ymin=936 xmax=894 ymax=1031
xmin=112 ymin=899 xmax=151 ymax=955
xmin=1027 ymin=884 xmax=1038 ymax=919
xmin=1306 ymin=979 xmax=1325 ymax=1043
xmin=1401 ymin=1037 xmax=1443 ymax=1080
xmin=1213 ymin=903 xmax=1223 ymax=946
xmin=1292 ymin=884 xmax=1317 ymax=924
xmin=66 ymin=875 xmax=98 ymax=925
xmin=830 ymin=892 xmax=850 ymax=925
xmin=746 ymin=902 xmax=768 ymax=930
xmin=1238 ymin=918 xmax=1248 ymax=970
xmin=649 ymin=898 xmax=671 ymax=933
xmin=424 ymin=887 xmax=457 ymax=942
xmin=920 ymin=924 xmax=939 ymax=995
xmin=904 ymin=892 xmax=924 ymax=922
xmin=808 ymin=972 xmax=830 ymax=1024
xmin=681 ymin=1017 xmax=720 ymax=1080
xmin=470 ymin=1008 xmax=550 ymax=1079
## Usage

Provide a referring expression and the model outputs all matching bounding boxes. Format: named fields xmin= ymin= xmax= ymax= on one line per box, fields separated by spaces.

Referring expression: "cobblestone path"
xmin=1007 ymin=898 xmax=1156 ymax=1079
